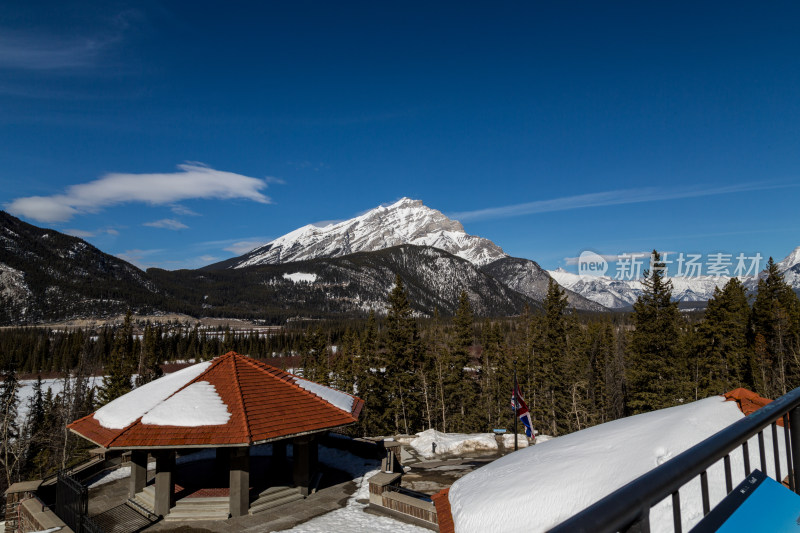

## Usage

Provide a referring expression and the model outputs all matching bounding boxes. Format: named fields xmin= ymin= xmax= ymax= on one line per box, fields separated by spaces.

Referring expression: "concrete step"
xmin=164 ymin=497 xmax=230 ymax=522
xmin=258 ymin=485 xmax=296 ymax=498
xmin=170 ymin=497 xmax=230 ymax=509
xmin=132 ymin=486 xmax=156 ymax=511
xmin=249 ymin=488 xmax=304 ymax=516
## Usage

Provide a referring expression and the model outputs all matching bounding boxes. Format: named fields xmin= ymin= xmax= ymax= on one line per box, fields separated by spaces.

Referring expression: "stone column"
xmin=215 ymin=447 xmax=230 ymax=484
xmin=273 ymin=440 xmax=288 ymax=482
xmin=293 ymin=435 xmax=318 ymax=496
xmin=154 ymin=450 xmax=175 ymax=518
xmin=229 ymin=447 xmax=250 ymax=518
xmin=129 ymin=450 xmax=148 ymax=498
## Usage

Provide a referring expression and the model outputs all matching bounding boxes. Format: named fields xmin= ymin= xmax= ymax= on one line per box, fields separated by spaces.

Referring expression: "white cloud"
xmin=64 ymin=228 xmax=96 ymax=238
xmin=449 ymin=182 xmax=796 ymax=222
xmin=6 ymin=163 xmax=275 ymax=223
xmin=170 ymin=204 xmax=200 ymax=216
xmin=116 ymin=248 xmax=164 ymax=269
xmin=64 ymin=227 xmax=119 ymax=238
xmin=199 ymin=255 xmax=218 ymax=263
xmin=143 ymin=219 xmax=188 ymax=230
xmin=223 ymin=240 xmax=270 ymax=255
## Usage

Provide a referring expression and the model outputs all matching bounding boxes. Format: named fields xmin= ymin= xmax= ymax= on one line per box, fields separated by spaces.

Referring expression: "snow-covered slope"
xmin=214 ymin=198 xmax=508 ymax=268
xmin=447 ymin=395 xmax=785 ymax=533
xmin=775 ymin=245 xmax=800 ymax=288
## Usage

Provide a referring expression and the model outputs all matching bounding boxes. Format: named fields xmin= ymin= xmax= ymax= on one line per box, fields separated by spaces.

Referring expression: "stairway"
xmin=164 ymin=496 xmax=230 ymax=522
xmin=249 ymin=485 xmax=305 ymax=515
xmin=128 ymin=485 xmax=156 ymax=516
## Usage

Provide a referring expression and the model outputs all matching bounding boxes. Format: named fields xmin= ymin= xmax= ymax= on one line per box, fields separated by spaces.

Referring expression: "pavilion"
xmin=68 ymin=351 xmax=364 ymax=520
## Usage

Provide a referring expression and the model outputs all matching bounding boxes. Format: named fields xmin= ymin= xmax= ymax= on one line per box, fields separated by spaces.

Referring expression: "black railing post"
xmin=791 ymin=406 xmax=800 ymax=493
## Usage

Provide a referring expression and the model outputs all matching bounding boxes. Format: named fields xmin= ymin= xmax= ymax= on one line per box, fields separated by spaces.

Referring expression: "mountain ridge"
xmin=206 ymin=197 xmax=508 ymax=269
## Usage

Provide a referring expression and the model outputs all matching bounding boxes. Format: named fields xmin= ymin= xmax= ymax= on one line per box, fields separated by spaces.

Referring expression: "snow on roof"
xmin=70 ymin=353 xmax=364 ymax=448
xmin=94 ymin=362 xmax=212 ymax=429
xmin=293 ymin=376 xmax=355 ymax=413
xmin=141 ymin=381 xmax=231 ymax=427
xmin=447 ymin=395 xmax=786 ymax=533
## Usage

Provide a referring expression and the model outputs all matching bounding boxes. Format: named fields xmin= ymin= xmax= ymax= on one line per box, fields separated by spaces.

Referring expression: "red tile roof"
xmin=68 ymin=352 xmax=364 ymax=449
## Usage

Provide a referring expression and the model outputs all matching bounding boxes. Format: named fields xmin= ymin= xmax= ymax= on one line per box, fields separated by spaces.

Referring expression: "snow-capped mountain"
xmin=775 ymin=245 xmax=800 ymax=288
xmin=211 ymin=198 xmax=508 ymax=269
xmin=482 ymin=257 xmax=607 ymax=312
xmin=549 ymin=269 xmax=737 ymax=309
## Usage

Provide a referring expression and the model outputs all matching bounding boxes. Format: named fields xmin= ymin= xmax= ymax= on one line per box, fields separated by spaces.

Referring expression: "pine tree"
xmin=449 ymin=291 xmax=478 ymax=432
xmin=354 ymin=311 xmax=390 ymax=436
xmin=98 ymin=310 xmax=135 ymax=405
xmin=537 ymin=279 xmax=571 ymax=435
xmin=750 ymin=257 xmax=800 ymax=397
xmin=627 ymin=251 xmax=686 ymax=414
xmin=384 ymin=275 xmax=422 ymax=434
xmin=136 ymin=323 xmax=163 ymax=387
xmin=0 ymin=363 xmax=21 ymax=489
xmin=694 ymin=278 xmax=751 ymax=397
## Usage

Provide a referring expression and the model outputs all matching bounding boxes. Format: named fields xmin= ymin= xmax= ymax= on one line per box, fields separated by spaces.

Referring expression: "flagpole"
xmin=513 ymin=358 xmax=518 ymax=452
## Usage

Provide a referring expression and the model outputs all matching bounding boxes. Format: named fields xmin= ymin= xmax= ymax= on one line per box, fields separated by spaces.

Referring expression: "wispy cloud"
xmin=6 ymin=163 xmax=276 ymax=223
xmin=449 ymin=182 xmax=796 ymax=222
xmin=170 ymin=204 xmax=200 ymax=216
xmin=64 ymin=227 xmax=119 ymax=238
xmin=115 ymin=248 xmax=164 ymax=269
xmin=311 ymin=219 xmax=344 ymax=228
xmin=143 ymin=218 xmax=188 ymax=230
xmin=223 ymin=240 xmax=270 ymax=255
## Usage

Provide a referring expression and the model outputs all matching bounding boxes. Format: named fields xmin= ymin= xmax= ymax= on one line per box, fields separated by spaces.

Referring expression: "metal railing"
xmin=56 ymin=471 xmax=89 ymax=533
xmin=549 ymin=387 xmax=800 ymax=533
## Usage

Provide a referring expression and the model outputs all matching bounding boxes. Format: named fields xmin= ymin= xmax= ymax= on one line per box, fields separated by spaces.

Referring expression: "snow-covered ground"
xmin=447 ymin=395 xmax=786 ymax=533
xmin=16 ymin=376 xmax=102 ymax=424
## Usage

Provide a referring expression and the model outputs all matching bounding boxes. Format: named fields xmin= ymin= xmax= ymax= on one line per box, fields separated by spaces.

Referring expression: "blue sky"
xmin=2 ymin=1 xmax=799 ymax=272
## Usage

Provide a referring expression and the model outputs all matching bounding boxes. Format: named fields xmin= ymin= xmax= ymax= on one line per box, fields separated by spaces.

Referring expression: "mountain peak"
xmin=777 ymin=246 xmax=800 ymax=272
xmin=218 ymin=198 xmax=507 ymax=268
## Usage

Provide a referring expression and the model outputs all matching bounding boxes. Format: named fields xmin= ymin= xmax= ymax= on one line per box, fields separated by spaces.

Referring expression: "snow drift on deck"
xmin=447 ymin=395 xmax=786 ymax=533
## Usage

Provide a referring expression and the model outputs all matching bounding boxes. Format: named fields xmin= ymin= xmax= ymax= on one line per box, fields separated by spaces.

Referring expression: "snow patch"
xmin=141 ymin=381 xmax=231 ymax=426
xmin=410 ymin=429 xmax=498 ymax=459
xmin=292 ymin=377 xmax=354 ymax=413
xmin=283 ymin=272 xmax=318 ymax=284
xmin=94 ymin=361 xmax=211 ymax=429
xmin=501 ymin=433 xmax=530 ymax=449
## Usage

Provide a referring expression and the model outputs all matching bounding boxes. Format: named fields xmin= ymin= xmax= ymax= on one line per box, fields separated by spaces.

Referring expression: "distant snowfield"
xmin=447 ymin=395 xmax=786 ymax=533
xmin=16 ymin=376 xmax=102 ymax=423
xmin=282 ymin=272 xmax=318 ymax=284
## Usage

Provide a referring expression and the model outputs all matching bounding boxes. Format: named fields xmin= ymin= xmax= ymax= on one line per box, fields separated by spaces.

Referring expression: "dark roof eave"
xmin=92 ymin=423 xmax=356 ymax=450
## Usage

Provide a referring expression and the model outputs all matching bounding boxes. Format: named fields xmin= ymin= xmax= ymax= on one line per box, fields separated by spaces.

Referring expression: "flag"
xmin=511 ymin=378 xmax=535 ymax=440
